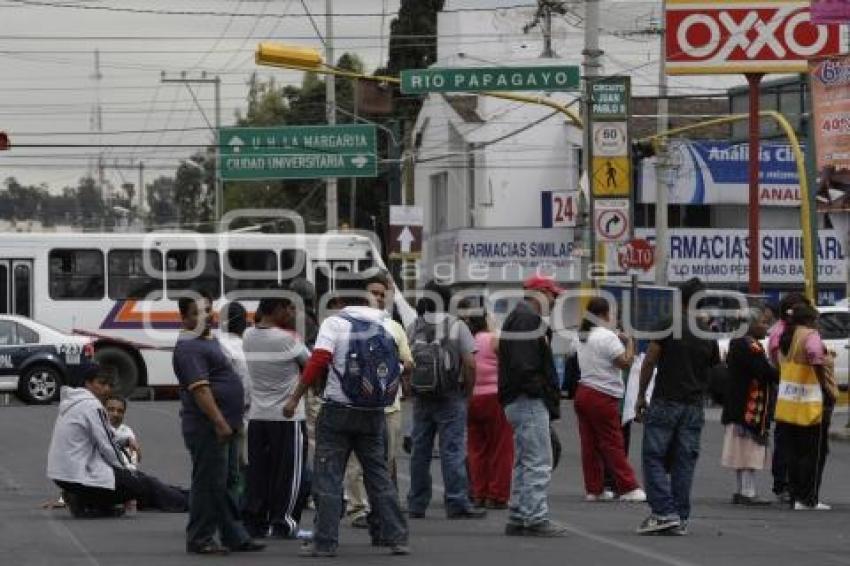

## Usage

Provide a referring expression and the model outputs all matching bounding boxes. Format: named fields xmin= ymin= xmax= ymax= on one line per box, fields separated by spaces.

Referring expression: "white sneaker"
xmin=619 ymin=488 xmax=647 ymax=503
xmin=585 ymin=490 xmax=616 ymax=502
xmin=794 ymin=502 xmax=832 ymax=511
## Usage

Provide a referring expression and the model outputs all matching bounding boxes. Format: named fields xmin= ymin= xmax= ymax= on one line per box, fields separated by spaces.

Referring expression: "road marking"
xmin=44 ymin=513 xmax=101 ymax=566
xmin=556 ymin=522 xmax=702 ymax=566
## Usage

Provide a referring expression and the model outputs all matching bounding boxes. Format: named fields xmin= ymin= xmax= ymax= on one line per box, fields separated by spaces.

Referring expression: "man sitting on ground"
xmin=46 ymin=364 xmax=188 ymax=517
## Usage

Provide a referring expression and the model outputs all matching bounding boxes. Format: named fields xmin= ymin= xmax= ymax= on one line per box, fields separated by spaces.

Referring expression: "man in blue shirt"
xmin=173 ymin=291 xmax=265 ymax=556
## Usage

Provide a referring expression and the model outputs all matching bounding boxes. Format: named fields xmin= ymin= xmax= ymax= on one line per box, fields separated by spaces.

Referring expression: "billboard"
xmin=666 ymin=0 xmax=840 ymax=75
xmin=631 ymin=229 xmax=846 ymax=284
xmin=639 ymin=140 xmax=802 ymax=206
xmin=811 ymin=0 xmax=850 ymax=23
xmin=810 ymin=54 xmax=850 ymax=212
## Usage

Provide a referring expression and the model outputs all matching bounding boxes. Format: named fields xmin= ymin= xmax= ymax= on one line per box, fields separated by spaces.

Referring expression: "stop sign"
xmin=618 ymin=239 xmax=654 ymax=271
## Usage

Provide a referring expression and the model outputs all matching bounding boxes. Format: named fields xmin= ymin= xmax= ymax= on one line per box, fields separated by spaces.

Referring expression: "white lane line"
xmin=557 ymin=522 xmax=702 ymax=566
xmin=44 ymin=513 xmax=102 ymax=566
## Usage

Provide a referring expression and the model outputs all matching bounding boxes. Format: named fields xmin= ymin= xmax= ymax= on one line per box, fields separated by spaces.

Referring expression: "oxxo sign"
xmin=666 ymin=0 xmax=840 ymax=74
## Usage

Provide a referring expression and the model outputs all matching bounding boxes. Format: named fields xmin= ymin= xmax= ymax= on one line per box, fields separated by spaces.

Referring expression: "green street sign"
xmin=591 ymin=77 xmax=631 ymax=120
xmin=218 ymin=124 xmax=377 ymax=181
xmin=400 ymin=65 xmax=580 ymax=94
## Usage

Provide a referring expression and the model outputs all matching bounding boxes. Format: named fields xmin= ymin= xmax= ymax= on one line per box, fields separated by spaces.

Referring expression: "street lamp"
xmin=255 ymin=42 xmax=324 ymax=70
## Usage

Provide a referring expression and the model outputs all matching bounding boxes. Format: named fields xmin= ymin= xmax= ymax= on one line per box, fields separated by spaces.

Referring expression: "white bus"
xmin=0 ymin=231 xmax=413 ymax=397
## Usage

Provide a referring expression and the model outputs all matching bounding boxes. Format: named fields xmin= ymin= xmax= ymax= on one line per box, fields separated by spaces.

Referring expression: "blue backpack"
xmin=333 ymin=314 xmax=401 ymax=408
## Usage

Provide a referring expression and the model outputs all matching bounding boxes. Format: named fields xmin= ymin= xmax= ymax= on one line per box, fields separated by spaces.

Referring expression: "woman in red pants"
xmin=462 ymin=311 xmax=514 ymax=509
xmin=575 ymin=297 xmax=645 ymax=502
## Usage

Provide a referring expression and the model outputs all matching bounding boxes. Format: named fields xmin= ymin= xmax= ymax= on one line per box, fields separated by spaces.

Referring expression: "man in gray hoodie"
xmin=47 ymin=363 xmax=187 ymax=517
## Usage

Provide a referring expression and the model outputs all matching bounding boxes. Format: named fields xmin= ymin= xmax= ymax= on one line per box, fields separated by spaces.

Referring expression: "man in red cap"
xmin=497 ymin=274 xmax=566 ymax=537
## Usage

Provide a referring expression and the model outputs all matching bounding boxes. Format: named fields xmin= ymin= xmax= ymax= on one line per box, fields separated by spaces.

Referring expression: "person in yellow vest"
xmin=775 ymin=304 xmax=838 ymax=511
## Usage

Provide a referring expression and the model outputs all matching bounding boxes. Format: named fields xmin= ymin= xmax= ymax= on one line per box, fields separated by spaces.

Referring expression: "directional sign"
xmin=592 ymin=156 xmax=631 ymax=197
xmin=594 ymin=199 xmax=630 ymax=243
xmin=591 ymin=77 xmax=630 ymax=119
xmin=400 ymin=65 xmax=581 ymax=94
xmin=389 ymin=205 xmax=424 ymax=258
xmin=218 ymin=124 xmax=377 ymax=181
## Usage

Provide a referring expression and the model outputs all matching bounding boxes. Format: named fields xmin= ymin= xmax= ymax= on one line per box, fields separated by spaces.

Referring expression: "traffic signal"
xmin=0 ymin=131 xmax=8 ymax=151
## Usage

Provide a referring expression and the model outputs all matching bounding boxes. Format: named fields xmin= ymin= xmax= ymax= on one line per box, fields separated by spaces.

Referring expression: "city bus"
xmin=0 ymin=231 xmax=414 ymax=397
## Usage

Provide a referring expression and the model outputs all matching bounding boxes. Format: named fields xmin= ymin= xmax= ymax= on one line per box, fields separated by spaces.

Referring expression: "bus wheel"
xmin=17 ymin=364 xmax=61 ymax=404
xmin=95 ymin=347 xmax=139 ymax=398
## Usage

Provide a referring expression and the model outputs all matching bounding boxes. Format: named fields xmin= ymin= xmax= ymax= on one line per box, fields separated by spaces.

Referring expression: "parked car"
xmin=0 ymin=315 xmax=94 ymax=404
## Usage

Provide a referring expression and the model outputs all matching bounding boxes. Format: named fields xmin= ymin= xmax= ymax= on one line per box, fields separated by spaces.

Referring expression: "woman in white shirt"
xmin=575 ymin=297 xmax=645 ymax=502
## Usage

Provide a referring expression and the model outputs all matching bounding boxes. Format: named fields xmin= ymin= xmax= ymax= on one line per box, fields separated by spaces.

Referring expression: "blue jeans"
xmin=408 ymin=394 xmax=473 ymax=515
xmin=312 ymin=404 xmax=407 ymax=553
xmin=503 ymin=395 xmax=552 ymax=526
xmin=641 ymin=400 xmax=704 ymax=520
xmin=183 ymin=426 xmax=250 ymax=549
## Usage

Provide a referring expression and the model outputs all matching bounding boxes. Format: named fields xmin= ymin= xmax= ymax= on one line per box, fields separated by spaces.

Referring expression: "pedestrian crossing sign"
xmin=592 ymin=156 xmax=631 ymax=197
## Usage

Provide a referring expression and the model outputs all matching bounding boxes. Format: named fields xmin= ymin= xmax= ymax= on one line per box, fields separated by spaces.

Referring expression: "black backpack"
xmin=408 ymin=316 xmax=463 ymax=398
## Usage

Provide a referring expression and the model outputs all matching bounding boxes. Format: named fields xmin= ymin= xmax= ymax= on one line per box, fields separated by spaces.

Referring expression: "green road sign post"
xmin=400 ymin=65 xmax=580 ymax=94
xmin=219 ymin=124 xmax=377 ymax=181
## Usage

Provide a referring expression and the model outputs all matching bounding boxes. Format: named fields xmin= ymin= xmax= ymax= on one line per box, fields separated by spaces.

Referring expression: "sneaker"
xmin=794 ymin=502 xmax=831 ymax=511
xmin=389 ymin=544 xmax=411 ymax=556
xmin=738 ymin=495 xmax=771 ymax=507
xmin=666 ymin=520 xmax=688 ymax=536
xmin=619 ymin=488 xmax=647 ymax=503
xmin=447 ymin=507 xmax=487 ymax=519
xmin=351 ymin=514 xmax=370 ymax=529
xmin=636 ymin=514 xmax=680 ymax=535
xmin=299 ymin=543 xmax=337 ymax=558
xmin=585 ymin=491 xmax=616 ymax=502
xmin=523 ymin=520 xmax=569 ymax=537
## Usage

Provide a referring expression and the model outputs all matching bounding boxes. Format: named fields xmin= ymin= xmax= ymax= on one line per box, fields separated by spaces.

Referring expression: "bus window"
xmin=224 ymin=250 xmax=278 ymax=295
xmin=0 ymin=264 xmax=7 ymax=314
xmin=166 ymin=250 xmax=221 ymax=299
xmin=281 ymin=249 xmax=307 ymax=280
xmin=108 ymin=250 xmax=164 ymax=300
xmin=49 ymin=249 xmax=104 ymax=300
xmin=13 ymin=263 xmax=31 ymax=317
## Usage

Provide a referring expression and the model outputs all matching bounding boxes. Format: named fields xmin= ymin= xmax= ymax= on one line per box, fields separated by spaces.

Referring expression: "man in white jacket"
xmin=47 ymin=363 xmax=187 ymax=517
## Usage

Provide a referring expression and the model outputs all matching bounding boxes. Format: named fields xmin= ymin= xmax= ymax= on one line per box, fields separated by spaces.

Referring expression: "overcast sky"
xmin=0 ymin=0 xmax=402 ymax=191
xmin=0 ymin=0 xmax=745 ymax=193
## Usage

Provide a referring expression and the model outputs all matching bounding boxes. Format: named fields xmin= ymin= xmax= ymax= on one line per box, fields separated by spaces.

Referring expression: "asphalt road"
xmin=2 ymin=400 xmax=850 ymax=566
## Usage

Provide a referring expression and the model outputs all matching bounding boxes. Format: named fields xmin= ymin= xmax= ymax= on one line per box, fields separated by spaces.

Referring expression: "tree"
xmin=381 ymin=0 xmax=446 ymax=126
xmin=147 ymin=175 xmax=179 ymax=228
xmin=173 ymin=153 xmax=215 ymax=231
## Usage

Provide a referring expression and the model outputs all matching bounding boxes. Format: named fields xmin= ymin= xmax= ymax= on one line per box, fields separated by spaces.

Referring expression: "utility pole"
xmin=90 ymin=49 xmax=105 ymax=203
xmin=350 ymin=80 xmax=358 ymax=228
xmin=583 ymin=0 xmax=602 ymax=282
xmin=325 ymin=0 xmax=338 ymax=231
xmin=654 ymin=3 xmax=669 ymax=286
xmin=160 ymin=72 xmax=222 ymax=229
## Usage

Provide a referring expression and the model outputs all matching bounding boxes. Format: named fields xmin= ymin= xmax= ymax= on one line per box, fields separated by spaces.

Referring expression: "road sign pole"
xmin=584 ymin=0 xmax=601 ymax=288
xmin=747 ymin=73 xmax=763 ymax=294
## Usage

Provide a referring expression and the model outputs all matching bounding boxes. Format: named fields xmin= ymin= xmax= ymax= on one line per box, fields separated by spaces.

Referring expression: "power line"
xmin=6 ymin=0 xmax=402 ymax=17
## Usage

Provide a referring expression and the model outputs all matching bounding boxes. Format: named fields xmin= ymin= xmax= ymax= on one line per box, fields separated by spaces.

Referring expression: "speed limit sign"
xmin=592 ymin=122 xmax=628 ymax=156
xmin=542 ymin=190 xmax=577 ymax=228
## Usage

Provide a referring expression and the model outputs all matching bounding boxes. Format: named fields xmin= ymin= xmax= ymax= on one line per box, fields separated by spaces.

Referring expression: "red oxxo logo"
xmin=666 ymin=1 xmax=840 ymax=74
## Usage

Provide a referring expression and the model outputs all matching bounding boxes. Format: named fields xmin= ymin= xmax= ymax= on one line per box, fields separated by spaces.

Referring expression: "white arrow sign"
xmin=228 ymin=136 xmax=245 ymax=153
xmin=350 ymin=155 xmax=368 ymax=168
xmin=397 ymin=226 xmax=415 ymax=253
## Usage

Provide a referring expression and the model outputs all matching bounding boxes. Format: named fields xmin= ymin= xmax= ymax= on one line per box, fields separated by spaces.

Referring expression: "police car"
xmin=0 ymin=315 xmax=94 ymax=404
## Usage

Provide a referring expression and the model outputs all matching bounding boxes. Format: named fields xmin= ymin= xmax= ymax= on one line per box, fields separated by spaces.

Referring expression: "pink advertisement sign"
xmin=812 ymin=0 xmax=850 ymax=23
